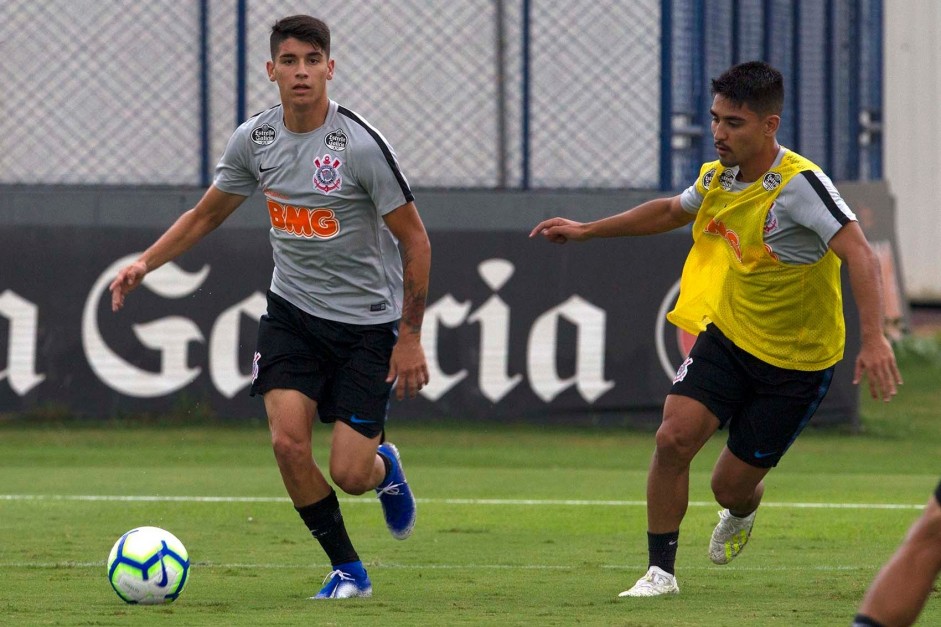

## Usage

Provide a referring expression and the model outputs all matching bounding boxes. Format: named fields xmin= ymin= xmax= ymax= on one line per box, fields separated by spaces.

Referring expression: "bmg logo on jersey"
xmin=266 ymin=198 xmax=340 ymax=239
xmin=313 ymin=154 xmax=343 ymax=193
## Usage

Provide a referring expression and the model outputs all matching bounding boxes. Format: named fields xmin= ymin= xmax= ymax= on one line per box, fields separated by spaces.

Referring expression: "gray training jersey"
xmin=214 ymin=100 xmax=414 ymax=324
xmin=679 ymin=147 xmax=857 ymax=264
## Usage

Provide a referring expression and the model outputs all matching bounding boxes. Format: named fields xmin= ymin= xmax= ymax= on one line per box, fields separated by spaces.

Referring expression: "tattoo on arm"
xmin=399 ymin=244 xmax=428 ymax=335
xmin=401 ymin=278 xmax=426 ymax=335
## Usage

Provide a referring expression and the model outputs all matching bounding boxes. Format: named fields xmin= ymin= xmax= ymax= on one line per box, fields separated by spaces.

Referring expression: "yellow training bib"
xmin=667 ymin=151 xmax=844 ymax=371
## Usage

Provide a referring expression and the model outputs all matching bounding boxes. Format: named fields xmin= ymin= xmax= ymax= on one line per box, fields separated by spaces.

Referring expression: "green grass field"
xmin=2 ymin=337 xmax=940 ymax=626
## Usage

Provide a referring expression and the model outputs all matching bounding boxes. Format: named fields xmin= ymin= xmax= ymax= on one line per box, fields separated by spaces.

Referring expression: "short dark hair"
xmin=270 ymin=15 xmax=330 ymax=60
xmin=711 ymin=61 xmax=783 ymax=116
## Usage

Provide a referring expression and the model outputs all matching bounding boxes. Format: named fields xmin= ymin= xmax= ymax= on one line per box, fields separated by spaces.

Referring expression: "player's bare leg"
xmin=265 ymin=388 xmax=371 ymax=599
xmin=326 ymin=413 xmax=416 ymax=541
xmin=647 ymin=395 xmax=721 ymax=533
xmin=711 ymin=447 xmax=767 ymax=514
xmin=708 ymin=447 xmax=769 ymax=564
xmin=620 ymin=395 xmax=718 ymax=597
xmin=265 ymin=388 xmax=331 ymax=505
xmin=329 ymin=422 xmax=385 ymax=495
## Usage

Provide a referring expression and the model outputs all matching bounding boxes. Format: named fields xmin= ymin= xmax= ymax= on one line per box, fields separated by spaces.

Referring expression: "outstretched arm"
xmin=383 ymin=201 xmax=431 ymax=400
xmin=110 ymin=185 xmax=246 ymax=311
xmin=529 ymin=195 xmax=693 ymax=243
xmin=828 ymin=221 xmax=902 ymax=402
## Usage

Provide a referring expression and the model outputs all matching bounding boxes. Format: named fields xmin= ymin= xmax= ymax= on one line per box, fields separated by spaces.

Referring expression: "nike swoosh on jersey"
xmin=259 ymin=164 xmax=280 ymax=172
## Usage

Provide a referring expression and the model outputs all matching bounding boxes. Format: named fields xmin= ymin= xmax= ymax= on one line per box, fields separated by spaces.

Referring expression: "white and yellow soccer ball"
xmin=107 ymin=526 xmax=190 ymax=604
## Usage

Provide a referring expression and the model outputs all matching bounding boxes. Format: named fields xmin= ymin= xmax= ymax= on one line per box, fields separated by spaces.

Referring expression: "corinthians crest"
xmin=762 ymin=172 xmax=783 ymax=191
xmin=764 ymin=203 xmax=779 ymax=234
xmin=313 ymin=154 xmax=343 ymax=193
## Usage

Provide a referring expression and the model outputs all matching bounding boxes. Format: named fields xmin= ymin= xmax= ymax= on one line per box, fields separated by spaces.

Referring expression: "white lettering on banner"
xmin=83 ymin=254 xmax=208 ymax=397
xmin=527 ymin=296 xmax=615 ymax=402
xmin=64 ymin=255 xmax=614 ymax=405
xmin=467 ymin=259 xmax=523 ymax=402
xmin=420 ymin=259 xmax=613 ymax=404
xmin=209 ymin=293 xmax=267 ymax=398
xmin=0 ymin=290 xmax=46 ymax=394
xmin=420 ymin=294 xmax=471 ymax=401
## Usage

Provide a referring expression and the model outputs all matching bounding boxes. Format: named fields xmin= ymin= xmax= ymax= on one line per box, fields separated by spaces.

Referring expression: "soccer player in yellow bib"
xmin=531 ymin=61 xmax=902 ymax=598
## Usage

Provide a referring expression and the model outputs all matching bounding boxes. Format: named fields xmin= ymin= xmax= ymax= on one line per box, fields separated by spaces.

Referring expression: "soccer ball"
xmin=107 ymin=526 xmax=190 ymax=604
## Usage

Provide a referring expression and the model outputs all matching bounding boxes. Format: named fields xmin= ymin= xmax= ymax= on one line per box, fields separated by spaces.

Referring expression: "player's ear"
xmin=266 ymin=60 xmax=276 ymax=81
xmin=764 ymin=114 xmax=780 ymax=136
xmin=327 ymin=59 xmax=335 ymax=80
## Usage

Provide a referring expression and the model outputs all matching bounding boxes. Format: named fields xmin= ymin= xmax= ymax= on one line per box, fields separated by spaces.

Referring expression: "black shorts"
xmin=669 ymin=324 xmax=834 ymax=469
xmin=250 ymin=290 xmax=397 ymax=438
xmin=935 ymin=479 xmax=941 ymax=507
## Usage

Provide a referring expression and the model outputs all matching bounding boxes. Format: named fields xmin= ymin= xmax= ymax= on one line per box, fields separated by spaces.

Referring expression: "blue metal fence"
xmin=661 ymin=0 xmax=883 ymax=190
xmin=0 ymin=0 xmax=883 ymax=190
xmin=199 ymin=0 xmax=211 ymax=186
xmin=223 ymin=0 xmax=885 ymax=190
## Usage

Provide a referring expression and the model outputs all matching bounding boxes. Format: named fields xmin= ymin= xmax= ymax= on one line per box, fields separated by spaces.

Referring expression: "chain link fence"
xmin=0 ymin=0 xmax=881 ymax=189
xmin=242 ymin=0 xmax=522 ymax=188
xmin=0 ymin=0 xmax=203 ymax=185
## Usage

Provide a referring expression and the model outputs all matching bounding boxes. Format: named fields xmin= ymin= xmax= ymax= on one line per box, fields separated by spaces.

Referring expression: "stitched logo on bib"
xmin=719 ymin=169 xmax=735 ymax=191
xmin=701 ymin=168 xmax=716 ymax=189
xmin=762 ymin=172 xmax=782 ymax=191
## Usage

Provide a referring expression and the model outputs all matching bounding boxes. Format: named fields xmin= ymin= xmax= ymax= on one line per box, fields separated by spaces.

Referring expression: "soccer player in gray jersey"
xmin=109 ymin=15 xmax=430 ymax=600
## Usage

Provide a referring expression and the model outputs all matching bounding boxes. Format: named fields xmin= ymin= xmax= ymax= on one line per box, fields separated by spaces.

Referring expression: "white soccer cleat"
xmin=709 ymin=508 xmax=757 ymax=564
xmin=617 ymin=566 xmax=680 ymax=597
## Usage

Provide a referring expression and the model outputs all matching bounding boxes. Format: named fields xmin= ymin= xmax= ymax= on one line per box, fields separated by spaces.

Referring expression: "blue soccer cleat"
xmin=311 ymin=561 xmax=372 ymax=599
xmin=375 ymin=442 xmax=416 ymax=540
